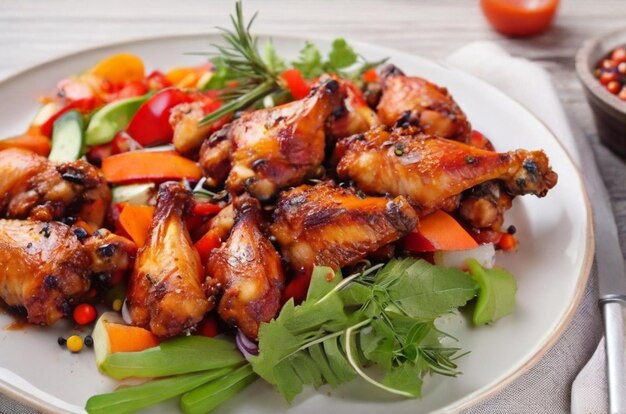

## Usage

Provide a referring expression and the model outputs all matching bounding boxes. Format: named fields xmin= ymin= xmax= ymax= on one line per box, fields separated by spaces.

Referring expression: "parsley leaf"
xmin=326 ymin=38 xmax=358 ymax=70
xmin=292 ymin=42 xmax=324 ymax=79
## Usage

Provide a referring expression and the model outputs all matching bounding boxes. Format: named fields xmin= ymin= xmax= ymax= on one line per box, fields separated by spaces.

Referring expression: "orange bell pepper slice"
xmin=101 ymin=151 xmax=202 ymax=184
xmin=117 ymin=204 xmax=155 ymax=248
xmin=402 ymin=210 xmax=478 ymax=252
xmin=88 ymin=53 xmax=145 ymax=84
xmin=0 ymin=126 xmax=51 ymax=156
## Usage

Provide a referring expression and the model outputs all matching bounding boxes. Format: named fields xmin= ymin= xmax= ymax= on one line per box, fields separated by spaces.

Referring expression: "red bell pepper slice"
xmin=194 ymin=230 xmax=222 ymax=264
xmin=40 ymin=98 xmax=95 ymax=138
xmin=126 ymin=88 xmax=193 ymax=146
xmin=192 ymin=202 xmax=222 ymax=217
xmin=281 ymin=269 xmax=312 ymax=305
xmin=280 ymin=69 xmax=310 ymax=100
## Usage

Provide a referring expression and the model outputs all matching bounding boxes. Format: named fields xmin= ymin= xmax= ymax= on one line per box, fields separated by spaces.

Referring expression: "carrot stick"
xmin=117 ymin=204 xmax=155 ymax=247
xmin=0 ymin=126 xmax=51 ymax=156
xmin=101 ymin=151 xmax=202 ymax=184
xmin=402 ymin=210 xmax=478 ymax=252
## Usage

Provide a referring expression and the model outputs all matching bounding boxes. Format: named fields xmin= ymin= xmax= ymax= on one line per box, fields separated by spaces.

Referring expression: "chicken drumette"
xmin=199 ymin=78 xmax=346 ymax=200
xmin=0 ymin=220 xmax=135 ymax=325
xmin=270 ymin=181 xmax=418 ymax=271
xmin=206 ymin=196 xmax=284 ymax=340
xmin=336 ymin=126 xmax=558 ymax=215
xmin=0 ymin=148 xmax=111 ymax=228
xmin=127 ymin=182 xmax=210 ymax=338
xmin=376 ymin=65 xmax=472 ymax=142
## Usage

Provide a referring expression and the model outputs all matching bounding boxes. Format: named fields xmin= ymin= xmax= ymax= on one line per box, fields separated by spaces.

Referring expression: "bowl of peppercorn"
xmin=576 ymin=27 xmax=626 ymax=158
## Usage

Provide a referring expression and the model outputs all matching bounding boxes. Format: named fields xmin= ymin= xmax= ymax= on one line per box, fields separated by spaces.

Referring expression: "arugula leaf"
xmin=327 ymin=38 xmax=358 ymax=70
xmin=251 ymin=257 xmax=481 ymax=403
xmin=382 ymin=363 xmax=423 ymax=398
xmin=386 ymin=260 xmax=478 ymax=320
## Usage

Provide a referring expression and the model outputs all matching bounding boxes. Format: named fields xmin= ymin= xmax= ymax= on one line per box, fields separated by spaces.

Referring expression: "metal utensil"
xmin=577 ymin=124 xmax=626 ymax=413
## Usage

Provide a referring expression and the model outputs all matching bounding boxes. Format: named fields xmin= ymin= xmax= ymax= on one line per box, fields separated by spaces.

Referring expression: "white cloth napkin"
xmin=446 ymin=41 xmax=615 ymax=414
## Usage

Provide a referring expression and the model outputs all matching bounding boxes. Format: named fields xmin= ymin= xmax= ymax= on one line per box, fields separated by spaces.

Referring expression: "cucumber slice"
xmin=48 ymin=110 xmax=85 ymax=162
xmin=85 ymin=94 xmax=148 ymax=146
xmin=32 ymin=101 xmax=63 ymax=126
xmin=112 ymin=183 xmax=156 ymax=205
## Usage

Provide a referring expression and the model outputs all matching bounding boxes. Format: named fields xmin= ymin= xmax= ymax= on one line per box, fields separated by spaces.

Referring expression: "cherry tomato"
xmin=73 ymin=303 xmax=97 ymax=325
xmin=607 ymin=81 xmax=622 ymax=95
xmin=126 ymin=88 xmax=193 ymax=146
xmin=480 ymin=0 xmax=559 ymax=37
xmin=611 ymin=48 xmax=626 ymax=64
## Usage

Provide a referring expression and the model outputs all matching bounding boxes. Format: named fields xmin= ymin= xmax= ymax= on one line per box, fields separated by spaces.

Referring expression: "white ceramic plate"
xmin=0 ymin=34 xmax=593 ymax=414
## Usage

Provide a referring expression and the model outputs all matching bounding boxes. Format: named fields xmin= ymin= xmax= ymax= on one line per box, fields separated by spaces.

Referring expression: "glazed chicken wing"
xmin=127 ymin=182 xmax=210 ymax=338
xmin=325 ymin=77 xmax=379 ymax=141
xmin=336 ymin=126 xmax=558 ymax=215
xmin=0 ymin=220 xmax=135 ymax=325
xmin=376 ymin=65 xmax=471 ymax=142
xmin=0 ymin=148 xmax=111 ymax=228
xmin=270 ymin=181 xmax=418 ymax=271
xmin=206 ymin=196 xmax=284 ymax=340
xmin=199 ymin=78 xmax=346 ymax=200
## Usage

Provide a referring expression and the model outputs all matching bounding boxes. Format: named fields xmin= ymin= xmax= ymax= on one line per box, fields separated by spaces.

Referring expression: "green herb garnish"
xmin=199 ymin=1 xmax=386 ymax=126
xmin=249 ymin=258 xmax=479 ymax=401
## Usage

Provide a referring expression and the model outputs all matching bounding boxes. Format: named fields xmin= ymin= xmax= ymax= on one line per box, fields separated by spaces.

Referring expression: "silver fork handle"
xmin=603 ymin=300 xmax=626 ymax=414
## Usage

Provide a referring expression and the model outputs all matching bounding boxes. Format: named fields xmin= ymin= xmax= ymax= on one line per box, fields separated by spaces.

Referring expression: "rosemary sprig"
xmin=200 ymin=1 xmax=281 ymax=125
xmin=199 ymin=1 xmax=387 ymax=127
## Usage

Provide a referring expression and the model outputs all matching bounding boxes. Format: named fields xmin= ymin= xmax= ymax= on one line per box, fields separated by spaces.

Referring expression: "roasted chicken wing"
xmin=325 ymin=77 xmax=379 ymax=141
xmin=206 ymin=196 xmax=284 ymax=339
xmin=376 ymin=65 xmax=471 ymax=142
xmin=199 ymin=78 xmax=346 ymax=200
xmin=0 ymin=220 xmax=135 ymax=325
xmin=336 ymin=126 xmax=558 ymax=215
xmin=270 ymin=181 xmax=418 ymax=271
xmin=127 ymin=182 xmax=210 ymax=338
xmin=0 ymin=148 xmax=111 ymax=228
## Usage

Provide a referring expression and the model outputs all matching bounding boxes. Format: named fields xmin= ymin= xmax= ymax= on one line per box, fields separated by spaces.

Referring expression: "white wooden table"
xmin=1 ymin=0 xmax=625 ymax=412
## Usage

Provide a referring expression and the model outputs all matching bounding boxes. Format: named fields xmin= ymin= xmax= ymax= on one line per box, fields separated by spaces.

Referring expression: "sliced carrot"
xmin=402 ymin=210 xmax=478 ymax=252
xmin=0 ymin=126 xmax=51 ymax=156
xmin=104 ymin=321 xmax=159 ymax=354
xmin=101 ymin=151 xmax=202 ymax=184
xmin=117 ymin=204 xmax=155 ymax=248
xmin=88 ymin=53 xmax=145 ymax=84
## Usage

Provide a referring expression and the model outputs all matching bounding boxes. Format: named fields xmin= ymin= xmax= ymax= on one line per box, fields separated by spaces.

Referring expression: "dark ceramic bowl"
xmin=576 ymin=28 xmax=626 ymax=158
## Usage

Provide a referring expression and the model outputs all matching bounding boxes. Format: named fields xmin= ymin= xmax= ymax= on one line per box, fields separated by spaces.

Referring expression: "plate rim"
xmin=0 ymin=32 xmax=595 ymax=414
